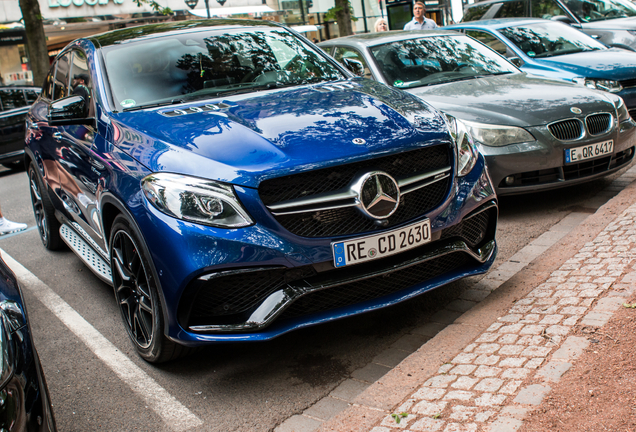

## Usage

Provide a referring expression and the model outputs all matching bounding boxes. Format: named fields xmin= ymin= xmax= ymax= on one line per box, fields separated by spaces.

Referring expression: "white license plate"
xmin=332 ymin=219 xmax=431 ymax=268
xmin=565 ymin=140 xmax=613 ymax=164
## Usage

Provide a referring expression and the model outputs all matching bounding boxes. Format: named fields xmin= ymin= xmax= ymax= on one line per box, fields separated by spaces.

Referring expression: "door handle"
xmin=52 ymin=132 xmax=63 ymax=142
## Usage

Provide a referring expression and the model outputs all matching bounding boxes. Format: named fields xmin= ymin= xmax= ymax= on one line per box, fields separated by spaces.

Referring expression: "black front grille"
xmin=499 ymin=147 xmax=635 ymax=188
xmin=548 ymin=119 xmax=582 ymax=141
xmin=277 ymin=252 xmax=471 ymax=320
xmin=621 ymin=78 xmax=636 ymax=88
xmin=586 ymin=113 xmax=611 ymax=136
xmin=273 ymin=178 xmax=450 ymax=238
xmin=259 ymin=146 xmax=452 ymax=238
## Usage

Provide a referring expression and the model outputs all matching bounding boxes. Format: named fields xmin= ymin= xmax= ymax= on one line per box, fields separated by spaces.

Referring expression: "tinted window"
xmin=462 ymin=4 xmax=493 ymax=21
xmin=0 ymin=89 xmax=26 ymax=111
xmin=25 ymin=89 xmax=39 ymax=103
xmin=500 ymin=21 xmax=607 ymax=57
xmin=563 ymin=0 xmax=636 ymax=22
xmin=531 ymin=0 xmax=568 ymax=18
xmin=102 ymin=27 xmax=344 ymax=110
xmin=333 ymin=47 xmax=373 ymax=79
xmin=466 ymin=30 xmax=509 ymax=55
xmin=493 ymin=0 xmax=526 ymax=18
xmin=370 ymin=35 xmax=517 ymax=89
xmin=42 ymin=69 xmax=55 ymax=100
xmin=70 ymin=50 xmax=94 ymax=116
xmin=53 ymin=53 xmax=71 ymax=101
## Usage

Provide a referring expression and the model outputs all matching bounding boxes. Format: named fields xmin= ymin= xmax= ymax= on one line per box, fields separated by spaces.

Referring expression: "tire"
xmin=109 ymin=214 xmax=191 ymax=363
xmin=28 ymin=162 xmax=63 ymax=250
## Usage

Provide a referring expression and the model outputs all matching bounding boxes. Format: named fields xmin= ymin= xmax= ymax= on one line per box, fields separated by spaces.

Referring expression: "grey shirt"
xmin=403 ymin=18 xmax=438 ymax=30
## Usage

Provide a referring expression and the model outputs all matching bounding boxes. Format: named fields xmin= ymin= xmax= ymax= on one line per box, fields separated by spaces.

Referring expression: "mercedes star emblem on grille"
xmin=570 ymin=107 xmax=582 ymax=114
xmin=357 ymin=172 xmax=400 ymax=219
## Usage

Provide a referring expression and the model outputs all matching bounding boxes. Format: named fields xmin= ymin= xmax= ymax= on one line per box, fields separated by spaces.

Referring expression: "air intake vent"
xmin=548 ymin=119 xmax=583 ymax=141
xmin=586 ymin=113 xmax=612 ymax=136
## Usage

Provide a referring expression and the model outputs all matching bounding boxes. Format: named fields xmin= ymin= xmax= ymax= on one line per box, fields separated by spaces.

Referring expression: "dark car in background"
xmin=25 ymin=20 xmax=498 ymax=363
xmin=446 ymin=18 xmax=636 ymax=117
xmin=461 ymin=0 xmax=636 ymax=51
xmin=320 ymin=30 xmax=636 ymax=195
xmin=0 ymin=86 xmax=40 ymax=169
xmin=0 ymin=253 xmax=56 ymax=431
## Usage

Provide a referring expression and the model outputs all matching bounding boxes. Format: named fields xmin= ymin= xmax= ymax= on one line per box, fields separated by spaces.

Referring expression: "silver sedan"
xmin=319 ymin=30 xmax=636 ymax=195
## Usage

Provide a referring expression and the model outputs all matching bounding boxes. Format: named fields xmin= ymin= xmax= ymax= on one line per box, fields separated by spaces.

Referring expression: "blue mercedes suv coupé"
xmin=25 ymin=19 xmax=497 ymax=362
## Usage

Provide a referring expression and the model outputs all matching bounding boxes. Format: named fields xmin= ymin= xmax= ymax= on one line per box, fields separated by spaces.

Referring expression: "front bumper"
xmin=481 ymin=118 xmax=636 ymax=196
xmin=134 ymin=156 xmax=498 ymax=344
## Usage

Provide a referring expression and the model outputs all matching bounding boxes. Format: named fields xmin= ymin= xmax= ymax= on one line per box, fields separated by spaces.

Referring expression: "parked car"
xmin=0 ymin=253 xmax=57 ymax=431
xmin=319 ymin=30 xmax=636 ymax=195
xmin=25 ymin=20 xmax=498 ymax=363
xmin=0 ymin=85 xmax=40 ymax=169
xmin=445 ymin=18 xmax=636 ymax=118
xmin=461 ymin=0 xmax=636 ymax=51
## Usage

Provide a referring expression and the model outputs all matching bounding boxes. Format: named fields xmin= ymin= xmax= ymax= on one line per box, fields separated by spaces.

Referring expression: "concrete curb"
xmin=314 ymin=174 xmax=636 ymax=432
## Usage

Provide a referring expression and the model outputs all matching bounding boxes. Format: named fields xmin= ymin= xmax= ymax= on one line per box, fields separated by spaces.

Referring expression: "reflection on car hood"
xmin=538 ymin=49 xmax=636 ymax=80
xmin=110 ymin=80 xmax=449 ymax=187
xmin=406 ymin=73 xmax=615 ymax=127
xmin=581 ymin=16 xmax=636 ymax=30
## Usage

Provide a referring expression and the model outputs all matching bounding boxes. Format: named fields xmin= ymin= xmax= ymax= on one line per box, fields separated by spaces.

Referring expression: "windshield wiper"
xmin=123 ymin=99 xmax=184 ymax=112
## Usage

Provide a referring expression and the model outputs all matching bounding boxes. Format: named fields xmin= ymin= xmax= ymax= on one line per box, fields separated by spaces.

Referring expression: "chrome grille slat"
xmin=585 ymin=113 xmax=612 ymax=136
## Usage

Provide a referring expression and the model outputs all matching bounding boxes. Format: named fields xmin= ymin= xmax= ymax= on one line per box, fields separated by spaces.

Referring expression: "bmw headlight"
xmin=462 ymin=120 xmax=535 ymax=147
xmin=141 ymin=173 xmax=254 ymax=228
xmin=445 ymin=114 xmax=478 ymax=177
xmin=573 ymin=78 xmax=623 ymax=93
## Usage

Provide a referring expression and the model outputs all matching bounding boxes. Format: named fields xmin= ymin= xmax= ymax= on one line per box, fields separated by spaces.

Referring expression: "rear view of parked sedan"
xmin=320 ymin=30 xmax=636 ymax=195
xmin=25 ymin=20 xmax=498 ymax=363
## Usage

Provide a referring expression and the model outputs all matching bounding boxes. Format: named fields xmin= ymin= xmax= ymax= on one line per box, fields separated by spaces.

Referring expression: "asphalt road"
xmin=0 ymin=162 xmax=631 ymax=432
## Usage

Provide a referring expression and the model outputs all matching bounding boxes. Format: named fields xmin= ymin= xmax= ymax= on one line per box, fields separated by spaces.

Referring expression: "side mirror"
xmin=551 ymin=15 xmax=575 ymax=24
xmin=47 ymin=95 xmax=93 ymax=126
xmin=342 ymin=58 xmax=365 ymax=76
xmin=509 ymin=57 xmax=524 ymax=67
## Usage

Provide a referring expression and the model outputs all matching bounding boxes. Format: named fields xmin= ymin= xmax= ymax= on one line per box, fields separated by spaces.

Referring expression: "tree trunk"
xmin=19 ymin=0 xmax=49 ymax=87
xmin=334 ymin=0 xmax=354 ymax=37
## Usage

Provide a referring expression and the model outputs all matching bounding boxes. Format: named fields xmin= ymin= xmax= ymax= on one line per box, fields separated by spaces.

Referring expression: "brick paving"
xmin=370 ymin=202 xmax=636 ymax=432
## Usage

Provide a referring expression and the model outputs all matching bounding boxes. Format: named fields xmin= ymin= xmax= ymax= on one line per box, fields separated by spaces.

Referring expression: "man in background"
xmin=404 ymin=1 xmax=438 ymax=30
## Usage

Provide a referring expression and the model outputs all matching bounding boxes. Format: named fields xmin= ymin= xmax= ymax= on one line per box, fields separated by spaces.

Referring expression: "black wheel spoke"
xmin=111 ymin=229 xmax=154 ymax=350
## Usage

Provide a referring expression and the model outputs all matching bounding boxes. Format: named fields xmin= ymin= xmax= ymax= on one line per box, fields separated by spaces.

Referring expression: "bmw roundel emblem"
xmin=570 ymin=107 xmax=582 ymax=114
xmin=352 ymin=138 xmax=366 ymax=145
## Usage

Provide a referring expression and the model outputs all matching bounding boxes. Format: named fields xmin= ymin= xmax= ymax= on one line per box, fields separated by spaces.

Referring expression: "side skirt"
xmin=59 ymin=224 xmax=113 ymax=285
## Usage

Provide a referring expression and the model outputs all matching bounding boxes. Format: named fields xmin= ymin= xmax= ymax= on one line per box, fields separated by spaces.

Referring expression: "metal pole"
xmin=204 ymin=0 xmax=210 ymax=18
xmin=360 ymin=0 xmax=368 ymax=33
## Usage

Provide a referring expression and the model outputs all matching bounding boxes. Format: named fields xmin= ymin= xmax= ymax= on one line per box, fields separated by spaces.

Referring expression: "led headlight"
xmin=445 ymin=114 xmax=478 ymax=177
xmin=141 ymin=173 xmax=254 ymax=228
xmin=462 ymin=120 xmax=535 ymax=147
xmin=573 ymin=78 xmax=623 ymax=93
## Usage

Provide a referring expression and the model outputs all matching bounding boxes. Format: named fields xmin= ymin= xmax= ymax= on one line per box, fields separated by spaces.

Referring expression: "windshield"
xmin=500 ymin=22 xmax=607 ymax=58
xmin=102 ymin=27 xmax=344 ymax=110
xmin=564 ymin=0 xmax=636 ymax=22
xmin=369 ymin=35 xmax=518 ymax=89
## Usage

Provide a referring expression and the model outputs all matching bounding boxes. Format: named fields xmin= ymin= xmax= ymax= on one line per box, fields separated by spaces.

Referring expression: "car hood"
xmin=581 ymin=16 xmax=636 ymax=30
xmin=405 ymin=73 xmax=616 ymax=127
xmin=110 ymin=80 xmax=449 ymax=188
xmin=538 ymin=49 xmax=636 ymax=80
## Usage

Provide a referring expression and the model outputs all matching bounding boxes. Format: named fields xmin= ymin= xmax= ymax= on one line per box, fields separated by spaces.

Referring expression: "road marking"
xmin=0 ymin=249 xmax=204 ymax=432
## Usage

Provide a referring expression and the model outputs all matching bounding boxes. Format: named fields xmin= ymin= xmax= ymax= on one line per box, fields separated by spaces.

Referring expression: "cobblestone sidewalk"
xmin=371 ymin=202 xmax=636 ymax=432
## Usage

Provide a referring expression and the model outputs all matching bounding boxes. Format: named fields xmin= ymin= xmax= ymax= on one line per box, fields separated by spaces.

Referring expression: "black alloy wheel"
xmin=111 ymin=227 xmax=155 ymax=350
xmin=109 ymin=215 xmax=190 ymax=363
xmin=28 ymin=162 xmax=62 ymax=250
